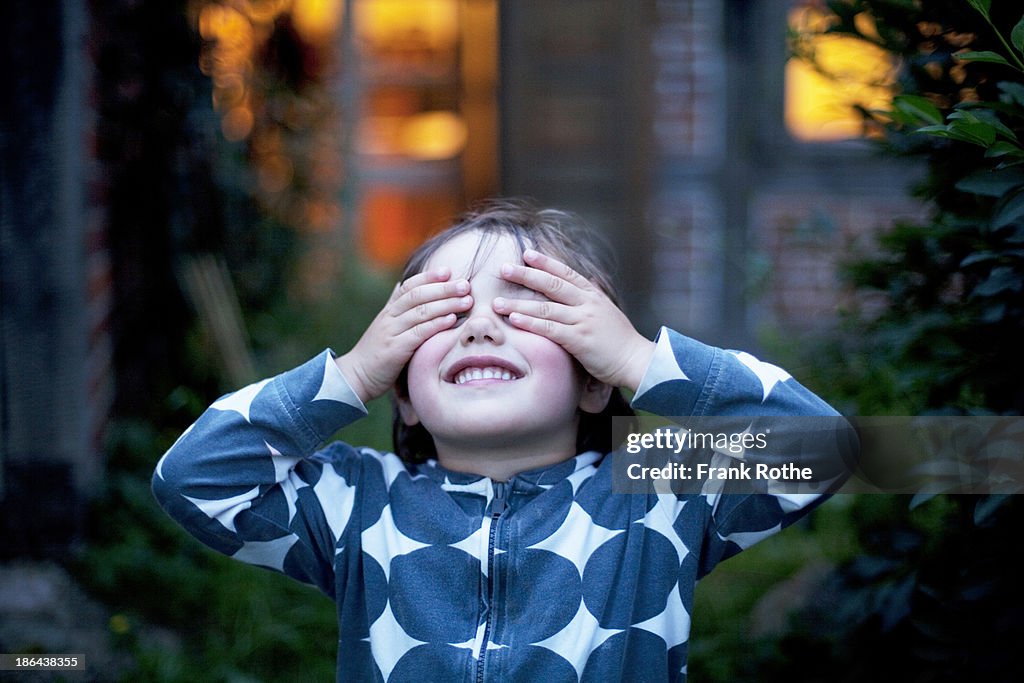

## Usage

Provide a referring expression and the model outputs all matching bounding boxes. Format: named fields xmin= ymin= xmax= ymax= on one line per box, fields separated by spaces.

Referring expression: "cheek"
xmin=406 ymin=333 xmax=451 ymax=395
xmin=517 ymin=334 xmax=582 ymax=389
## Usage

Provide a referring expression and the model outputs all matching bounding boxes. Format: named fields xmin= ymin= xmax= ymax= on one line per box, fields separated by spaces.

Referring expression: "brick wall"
xmin=648 ymin=0 xmax=728 ymax=342
xmin=647 ymin=0 xmax=925 ymax=346
xmin=749 ymin=192 xmax=925 ymax=331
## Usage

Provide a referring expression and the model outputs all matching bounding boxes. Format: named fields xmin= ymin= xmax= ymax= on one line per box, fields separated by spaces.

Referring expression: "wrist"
xmin=335 ymin=352 xmax=373 ymax=404
xmin=621 ymin=337 xmax=656 ymax=393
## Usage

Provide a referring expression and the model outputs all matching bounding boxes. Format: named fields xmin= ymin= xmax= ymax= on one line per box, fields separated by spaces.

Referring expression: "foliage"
xmin=73 ymin=418 xmax=337 ymax=682
xmin=79 ymin=240 xmax=395 ymax=683
xmin=688 ymin=498 xmax=862 ymax=682
xmin=808 ymin=0 xmax=1024 ymax=417
xmin=69 ymin=2 xmax=397 ymax=680
xmin=72 ymin=257 xmax=395 ymax=682
xmin=740 ymin=2 xmax=1024 ymax=681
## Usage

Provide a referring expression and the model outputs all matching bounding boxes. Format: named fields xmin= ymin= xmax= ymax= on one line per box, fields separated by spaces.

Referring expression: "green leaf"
xmin=952 ymin=107 xmax=1019 ymax=142
xmin=1012 ymin=15 xmax=1024 ymax=54
xmin=985 ymin=141 xmax=1024 ymax=158
xmin=961 ymin=250 xmax=1024 ymax=267
xmin=955 ymin=168 xmax=1024 ymax=197
xmin=887 ymin=109 xmax=919 ymax=128
xmin=972 ymin=266 xmax=1023 ymax=297
xmin=961 ymin=120 xmax=997 ymax=144
xmin=914 ymin=124 xmax=951 ymax=135
xmin=956 ymin=50 xmax=1012 ymax=67
xmin=966 ymin=0 xmax=992 ymax=18
xmin=981 ymin=302 xmax=1007 ymax=323
xmin=993 ymin=188 xmax=1024 ymax=227
xmin=909 ymin=492 xmax=938 ymax=510
xmin=948 ymin=120 xmax=998 ymax=145
xmin=1007 ymin=224 xmax=1024 ymax=243
xmin=893 ymin=95 xmax=943 ymax=126
xmin=959 ymin=98 xmax=1024 ymax=120
xmin=998 ymin=81 xmax=1024 ymax=107
xmin=947 ymin=110 xmax=979 ymax=123
xmin=974 ymin=495 xmax=1009 ymax=526
xmin=915 ymin=119 xmax=1001 ymax=147
xmin=914 ymin=124 xmax=985 ymax=146
xmin=959 ymin=252 xmax=997 ymax=267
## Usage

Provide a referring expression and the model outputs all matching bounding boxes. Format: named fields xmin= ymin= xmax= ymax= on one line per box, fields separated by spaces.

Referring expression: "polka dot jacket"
xmin=153 ymin=327 xmax=852 ymax=682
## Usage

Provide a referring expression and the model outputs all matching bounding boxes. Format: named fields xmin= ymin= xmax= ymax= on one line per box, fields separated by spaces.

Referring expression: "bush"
xmin=740 ymin=2 xmax=1024 ymax=681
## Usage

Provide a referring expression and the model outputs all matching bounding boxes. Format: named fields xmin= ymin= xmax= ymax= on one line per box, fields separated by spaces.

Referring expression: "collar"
xmin=414 ymin=451 xmax=603 ymax=509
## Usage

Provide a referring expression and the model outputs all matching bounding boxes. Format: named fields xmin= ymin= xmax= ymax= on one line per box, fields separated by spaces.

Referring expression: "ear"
xmin=578 ymin=375 xmax=613 ymax=414
xmin=395 ymin=391 xmax=421 ymax=426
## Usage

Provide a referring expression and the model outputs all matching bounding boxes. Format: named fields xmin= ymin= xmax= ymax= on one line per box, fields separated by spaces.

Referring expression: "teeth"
xmin=454 ymin=366 xmax=518 ymax=385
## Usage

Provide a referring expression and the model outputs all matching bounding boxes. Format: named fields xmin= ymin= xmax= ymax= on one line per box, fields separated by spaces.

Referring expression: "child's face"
xmin=399 ymin=231 xmax=588 ymax=456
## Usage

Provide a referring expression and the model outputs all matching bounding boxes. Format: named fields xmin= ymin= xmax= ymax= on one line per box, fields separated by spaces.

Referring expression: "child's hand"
xmin=335 ymin=267 xmax=473 ymax=403
xmin=494 ymin=250 xmax=655 ymax=392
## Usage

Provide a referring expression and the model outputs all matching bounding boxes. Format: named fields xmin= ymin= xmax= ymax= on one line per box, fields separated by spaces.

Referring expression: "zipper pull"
xmin=490 ymin=481 xmax=508 ymax=517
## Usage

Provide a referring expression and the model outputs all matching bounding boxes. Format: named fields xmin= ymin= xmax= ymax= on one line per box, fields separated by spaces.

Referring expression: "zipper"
xmin=476 ymin=481 xmax=508 ymax=683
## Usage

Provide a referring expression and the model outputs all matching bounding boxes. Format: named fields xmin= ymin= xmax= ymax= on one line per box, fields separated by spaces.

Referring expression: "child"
xmin=154 ymin=198 xmax=849 ymax=682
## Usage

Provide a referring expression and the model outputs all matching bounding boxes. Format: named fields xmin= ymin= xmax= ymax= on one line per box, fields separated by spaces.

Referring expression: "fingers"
xmin=399 ymin=292 xmax=473 ymax=330
xmin=391 ymin=273 xmax=471 ymax=317
xmin=498 ymin=249 xmax=592 ymax=304
xmin=408 ymin=312 xmax=459 ymax=342
xmin=503 ymin=310 xmax=572 ymax=345
xmin=523 ymin=249 xmax=587 ymax=284
xmin=345 ymin=266 xmax=468 ymax=402
xmin=495 ymin=250 xmax=597 ymax=347
xmin=493 ymin=296 xmax=574 ymax=325
xmin=384 ymin=269 xmax=473 ymax=350
xmin=390 ymin=267 xmax=452 ymax=303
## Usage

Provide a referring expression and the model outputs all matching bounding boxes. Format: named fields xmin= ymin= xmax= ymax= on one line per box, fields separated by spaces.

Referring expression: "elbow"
xmin=151 ymin=449 xmax=178 ymax=512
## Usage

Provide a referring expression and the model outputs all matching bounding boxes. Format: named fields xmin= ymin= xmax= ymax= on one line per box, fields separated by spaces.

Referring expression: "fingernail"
xmin=454 ymin=280 xmax=469 ymax=294
xmin=524 ymin=249 xmax=539 ymax=260
xmin=501 ymin=264 xmax=514 ymax=276
xmin=493 ymin=297 xmax=506 ymax=310
xmin=461 ymin=296 xmax=473 ymax=305
xmin=435 ymin=266 xmax=450 ymax=277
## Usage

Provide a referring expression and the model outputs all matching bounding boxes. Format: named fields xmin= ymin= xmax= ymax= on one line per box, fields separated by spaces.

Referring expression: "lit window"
xmin=361 ymin=189 xmax=462 ymax=268
xmin=354 ymin=0 xmax=498 ymax=267
xmin=197 ymin=0 xmax=498 ymax=268
xmin=785 ymin=3 xmax=896 ymax=141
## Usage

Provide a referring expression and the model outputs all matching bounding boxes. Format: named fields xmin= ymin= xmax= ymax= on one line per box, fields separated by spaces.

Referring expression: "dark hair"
xmin=393 ymin=197 xmax=637 ymax=465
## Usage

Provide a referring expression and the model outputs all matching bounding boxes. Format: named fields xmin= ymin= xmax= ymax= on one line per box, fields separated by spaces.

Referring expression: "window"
xmin=354 ymin=0 xmax=498 ymax=267
xmin=785 ymin=2 xmax=895 ymax=141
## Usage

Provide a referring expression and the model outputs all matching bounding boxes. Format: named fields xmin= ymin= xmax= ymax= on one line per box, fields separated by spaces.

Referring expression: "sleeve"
xmin=629 ymin=327 xmax=857 ymax=576
xmin=152 ymin=350 xmax=369 ymax=597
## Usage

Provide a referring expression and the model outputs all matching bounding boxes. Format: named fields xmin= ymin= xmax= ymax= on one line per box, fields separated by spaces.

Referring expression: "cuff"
xmin=630 ymin=327 xmax=717 ymax=416
xmin=275 ymin=349 xmax=369 ymax=445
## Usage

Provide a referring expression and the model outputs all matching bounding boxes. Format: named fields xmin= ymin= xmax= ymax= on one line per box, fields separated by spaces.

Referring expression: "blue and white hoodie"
xmin=153 ymin=327 xmax=849 ymax=682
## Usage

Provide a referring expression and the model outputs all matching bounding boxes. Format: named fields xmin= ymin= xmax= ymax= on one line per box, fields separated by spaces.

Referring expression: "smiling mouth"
xmin=453 ymin=366 xmax=521 ymax=385
xmin=445 ymin=356 xmax=525 ymax=385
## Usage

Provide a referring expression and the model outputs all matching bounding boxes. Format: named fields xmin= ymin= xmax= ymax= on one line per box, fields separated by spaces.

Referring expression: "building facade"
xmin=501 ymin=0 xmax=924 ymax=348
xmin=0 ymin=0 xmax=926 ymax=557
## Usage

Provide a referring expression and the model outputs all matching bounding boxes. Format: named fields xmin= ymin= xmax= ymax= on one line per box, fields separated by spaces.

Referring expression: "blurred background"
xmin=2 ymin=0 xmax=1023 ymax=680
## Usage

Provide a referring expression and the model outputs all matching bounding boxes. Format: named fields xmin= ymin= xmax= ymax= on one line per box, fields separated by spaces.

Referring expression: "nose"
xmin=459 ymin=306 xmax=505 ymax=346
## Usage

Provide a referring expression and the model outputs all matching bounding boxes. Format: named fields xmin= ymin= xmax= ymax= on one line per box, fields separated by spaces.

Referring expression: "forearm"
xmin=628 ymin=327 xmax=855 ymax=498
xmin=627 ymin=328 xmax=856 ymax=575
xmin=630 ymin=327 xmax=838 ymax=418
xmin=152 ymin=350 xmax=367 ymax=547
